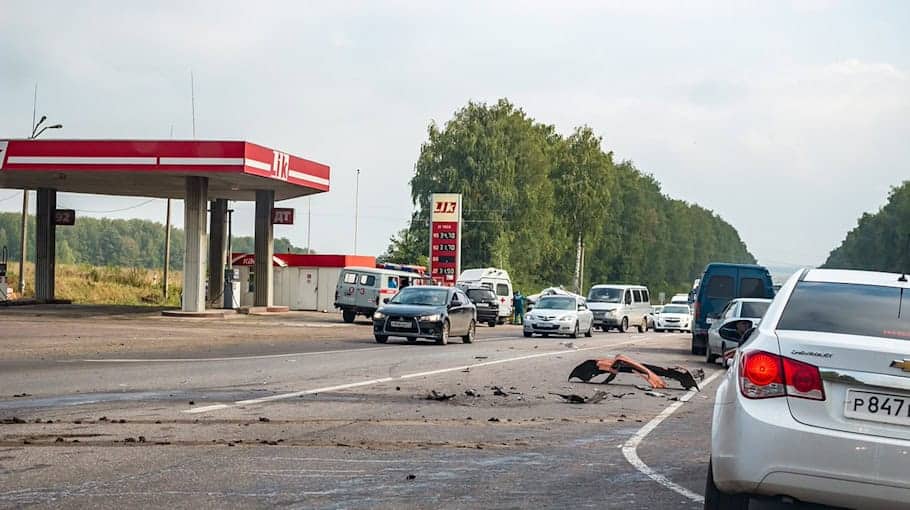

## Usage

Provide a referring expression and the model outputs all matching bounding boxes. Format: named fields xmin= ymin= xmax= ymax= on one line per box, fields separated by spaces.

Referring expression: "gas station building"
xmin=0 ymin=139 xmax=330 ymax=313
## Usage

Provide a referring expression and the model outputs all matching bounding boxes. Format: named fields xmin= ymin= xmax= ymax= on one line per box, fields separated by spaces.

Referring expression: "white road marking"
xmin=70 ymin=346 xmax=390 ymax=363
xmin=71 ymin=336 xmax=520 ymax=363
xmin=184 ymin=337 xmax=640 ymax=414
xmin=621 ymin=370 xmax=725 ymax=504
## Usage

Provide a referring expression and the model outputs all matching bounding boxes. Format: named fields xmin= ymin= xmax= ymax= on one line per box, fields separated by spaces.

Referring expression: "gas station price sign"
xmin=429 ymin=193 xmax=462 ymax=286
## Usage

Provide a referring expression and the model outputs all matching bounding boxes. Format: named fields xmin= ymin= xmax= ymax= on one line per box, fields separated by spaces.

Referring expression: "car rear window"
xmin=740 ymin=301 xmax=770 ymax=318
xmin=777 ymin=282 xmax=909 ymax=340
xmin=496 ymin=283 xmax=510 ymax=297
xmin=359 ymin=274 xmax=376 ymax=286
xmin=706 ymin=275 xmax=734 ymax=299
xmin=740 ymin=277 xmax=767 ymax=298
xmin=467 ymin=289 xmax=495 ymax=302
xmin=343 ymin=272 xmax=357 ymax=284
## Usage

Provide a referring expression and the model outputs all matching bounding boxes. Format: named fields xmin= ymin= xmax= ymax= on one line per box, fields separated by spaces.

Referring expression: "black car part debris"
xmin=569 ymin=354 xmax=705 ymax=390
xmin=550 ymin=391 xmax=608 ymax=404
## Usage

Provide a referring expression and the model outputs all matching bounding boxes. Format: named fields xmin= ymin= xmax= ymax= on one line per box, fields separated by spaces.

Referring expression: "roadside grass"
xmin=5 ymin=261 xmax=182 ymax=306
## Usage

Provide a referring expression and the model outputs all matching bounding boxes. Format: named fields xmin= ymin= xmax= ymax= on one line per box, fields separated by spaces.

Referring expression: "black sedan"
xmin=464 ymin=286 xmax=499 ymax=327
xmin=372 ymin=286 xmax=476 ymax=345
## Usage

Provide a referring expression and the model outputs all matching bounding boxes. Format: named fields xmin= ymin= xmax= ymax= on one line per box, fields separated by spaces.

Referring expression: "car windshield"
xmin=588 ymin=288 xmax=622 ymax=303
xmin=662 ymin=305 xmax=689 ymax=314
xmin=467 ymin=289 xmax=495 ymax=302
xmin=389 ymin=287 xmax=448 ymax=307
xmin=777 ymin=282 xmax=909 ymax=340
xmin=740 ymin=301 xmax=770 ymax=318
xmin=536 ymin=297 xmax=576 ymax=310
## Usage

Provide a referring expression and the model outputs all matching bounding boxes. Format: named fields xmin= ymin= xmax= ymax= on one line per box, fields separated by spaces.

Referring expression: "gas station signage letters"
xmin=429 ymin=193 xmax=462 ymax=286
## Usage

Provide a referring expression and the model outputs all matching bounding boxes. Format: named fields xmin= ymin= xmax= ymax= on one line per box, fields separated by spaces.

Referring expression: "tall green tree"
xmin=824 ymin=181 xmax=910 ymax=272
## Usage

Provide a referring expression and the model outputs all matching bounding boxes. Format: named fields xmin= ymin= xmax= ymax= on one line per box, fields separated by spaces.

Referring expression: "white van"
xmin=456 ymin=268 xmax=513 ymax=322
xmin=670 ymin=293 xmax=690 ymax=305
xmin=586 ymin=284 xmax=652 ymax=333
xmin=335 ymin=266 xmax=430 ymax=323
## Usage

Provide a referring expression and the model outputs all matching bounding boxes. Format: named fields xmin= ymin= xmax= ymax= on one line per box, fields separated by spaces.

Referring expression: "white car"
xmin=707 ymin=268 xmax=910 ymax=509
xmin=704 ymin=298 xmax=772 ymax=364
xmin=523 ymin=295 xmax=594 ymax=338
xmin=653 ymin=304 xmax=691 ymax=333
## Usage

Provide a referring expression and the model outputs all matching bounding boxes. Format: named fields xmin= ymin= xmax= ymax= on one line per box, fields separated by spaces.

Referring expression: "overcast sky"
xmin=1 ymin=0 xmax=908 ymax=267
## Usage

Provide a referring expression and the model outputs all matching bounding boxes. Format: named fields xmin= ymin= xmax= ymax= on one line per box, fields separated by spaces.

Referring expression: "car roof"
xmin=729 ymin=298 xmax=773 ymax=303
xmin=704 ymin=262 xmax=769 ymax=270
xmin=404 ymin=285 xmax=451 ymax=291
xmin=590 ymin=284 xmax=647 ymax=289
xmin=802 ymin=268 xmax=910 ymax=288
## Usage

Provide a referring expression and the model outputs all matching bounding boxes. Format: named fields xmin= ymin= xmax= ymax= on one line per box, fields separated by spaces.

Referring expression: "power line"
xmin=74 ymin=198 xmax=158 ymax=214
xmin=0 ymin=192 xmax=22 ymax=204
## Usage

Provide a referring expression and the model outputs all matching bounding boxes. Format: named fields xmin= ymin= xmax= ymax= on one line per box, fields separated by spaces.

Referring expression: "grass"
xmin=4 ymin=261 xmax=182 ymax=306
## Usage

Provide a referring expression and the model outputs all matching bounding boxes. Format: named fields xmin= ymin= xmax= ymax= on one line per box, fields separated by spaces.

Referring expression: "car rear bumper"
xmin=712 ymin=381 xmax=910 ymax=509
xmin=656 ymin=320 xmax=689 ymax=330
xmin=475 ymin=308 xmax=498 ymax=323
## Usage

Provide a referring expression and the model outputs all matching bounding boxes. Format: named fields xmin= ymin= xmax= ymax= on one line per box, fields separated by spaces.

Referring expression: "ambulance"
xmin=456 ymin=268 xmax=513 ymax=323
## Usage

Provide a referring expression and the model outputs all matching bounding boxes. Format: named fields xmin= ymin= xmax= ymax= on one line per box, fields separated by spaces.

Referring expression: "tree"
xmin=552 ymin=127 xmax=615 ymax=292
xmin=824 ymin=181 xmax=910 ymax=272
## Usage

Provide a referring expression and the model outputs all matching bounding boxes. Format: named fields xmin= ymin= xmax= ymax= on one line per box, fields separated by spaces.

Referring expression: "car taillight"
xmin=783 ymin=357 xmax=825 ymax=400
xmin=739 ymin=350 xmax=824 ymax=401
xmin=693 ymin=301 xmax=700 ymax=323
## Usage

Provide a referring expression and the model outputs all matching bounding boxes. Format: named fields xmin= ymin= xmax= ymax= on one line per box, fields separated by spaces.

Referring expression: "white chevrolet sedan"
xmin=707 ymin=268 xmax=910 ymax=509
xmin=523 ymin=295 xmax=594 ymax=338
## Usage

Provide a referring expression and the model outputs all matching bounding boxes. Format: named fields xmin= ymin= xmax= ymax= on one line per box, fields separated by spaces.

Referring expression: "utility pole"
xmin=163 ymin=124 xmax=174 ymax=301
xmin=353 ymin=169 xmax=360 ymax=254
xmin=306 ymin=197 xmax=312 ymax=253
xmin=163 ymin=199 xmax=172 ymax=301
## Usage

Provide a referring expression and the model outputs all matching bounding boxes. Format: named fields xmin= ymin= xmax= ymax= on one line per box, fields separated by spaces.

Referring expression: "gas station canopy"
xmin=0 ymin=139 xmax=329 ymax=201
xmin=0 ymin=139 xmax=331 ymax=314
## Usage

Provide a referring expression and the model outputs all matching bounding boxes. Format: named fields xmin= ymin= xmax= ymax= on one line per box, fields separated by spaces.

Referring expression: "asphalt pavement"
xmin=0 ymin=318 xmax=762 ymax=509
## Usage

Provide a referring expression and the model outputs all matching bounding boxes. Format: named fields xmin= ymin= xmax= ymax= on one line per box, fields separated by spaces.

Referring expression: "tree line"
xmin=0 ymin=212 xmax=309 ymax=271
xmin=823 ymin=181 xmax=909 ymax=273
xmin=381 ymin=99 xmax=756 ymax=299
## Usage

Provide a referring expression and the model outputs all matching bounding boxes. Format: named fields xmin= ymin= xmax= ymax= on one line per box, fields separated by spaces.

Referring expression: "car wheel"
xmin=569 ymin=322 xmax=579 ymax=339
xmin=523 ymin=331 xmax=533 ymax=338
xmin=374 ymin=335 xmax=388 ymax=344
xmin=619 ymin=317 xmax=629 ymax=333
xmin=436 ymin=321 xmax=449 ymax=345
xmin=637 ymin=318 xmax=646 ymax=333
xmin=705 ymin=341 xmax=719 ymax=364
xmin=704 ymin=459 xmax=749 ymax=510
xmin=462 ymin=320 xmax=475 ymax=344
xmin=655 ymin=328 xmax=662 ymax=333
xmin=584 ymin=325 xmax=593 ymax=337
xmin=488 ymin=321 xmax=496 ymax=328
xmin=342 ymin=310 xmax=356 ymax=323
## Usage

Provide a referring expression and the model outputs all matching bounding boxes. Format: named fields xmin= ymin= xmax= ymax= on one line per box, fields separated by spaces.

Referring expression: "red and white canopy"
xmin=0 ymin=139 xmax=329 ymax=201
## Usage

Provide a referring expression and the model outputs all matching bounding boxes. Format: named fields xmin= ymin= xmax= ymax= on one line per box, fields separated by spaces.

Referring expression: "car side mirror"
xmin=577 ymin=305 xmax=585 ymax=311
xmin=718 ymin=319 xmax=754 ymax=344
xmin=383 ymin=298 xmax=390 ymax=304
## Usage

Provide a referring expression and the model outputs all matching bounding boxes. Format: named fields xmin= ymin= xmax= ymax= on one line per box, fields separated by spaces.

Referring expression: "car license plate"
xmin=390 ymin=320 xmax=413 ymax=328
xmin=844 ymin=389 xmax=910 ymax=427
xmin=706 ymin=318 xmax=714 ymax=325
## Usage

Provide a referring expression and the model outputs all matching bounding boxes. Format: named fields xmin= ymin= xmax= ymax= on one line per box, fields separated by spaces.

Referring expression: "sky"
xmin=1 ymin=0 xmax=908 ymax=267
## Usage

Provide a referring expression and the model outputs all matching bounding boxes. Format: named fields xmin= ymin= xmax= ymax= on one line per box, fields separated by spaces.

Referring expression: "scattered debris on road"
xmin=12 ymin=393 xmax=32 ymax=398
xmin=258 ymin=417 xmax=271 ymax=422
xmin=426 ymin=390 xmax=455 ymax=401
xmin=1 ymin=417 xmax=27 ymax=424
xmin=406 ymin=474 xmax=417 ymax=480
xmin=551 ymin=391 xmax=608 ymax=404
xmin=491 ymin=386 xmax=509 ymax=397
xmin=568 ymin=354 xmax=705 ymax=390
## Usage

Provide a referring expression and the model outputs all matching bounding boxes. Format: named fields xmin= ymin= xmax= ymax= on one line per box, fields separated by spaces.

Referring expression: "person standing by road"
xmin=513 ymin=290 xmax=524 ymax=325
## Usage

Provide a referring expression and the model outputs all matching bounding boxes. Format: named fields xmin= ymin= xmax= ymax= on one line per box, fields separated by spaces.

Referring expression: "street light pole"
xmin=18 ymin=84 xmax=62 ymax=296
xmin=353 ymin=169 xmax=360 ymax=254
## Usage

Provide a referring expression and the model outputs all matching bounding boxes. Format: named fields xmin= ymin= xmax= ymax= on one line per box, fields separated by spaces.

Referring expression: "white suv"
xmin=707 ymin=268 xmax=910 ymax=509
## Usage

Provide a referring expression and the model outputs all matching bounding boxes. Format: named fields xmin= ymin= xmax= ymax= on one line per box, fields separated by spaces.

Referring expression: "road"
xmin=1 ymin=319 xmax=737 ymax=509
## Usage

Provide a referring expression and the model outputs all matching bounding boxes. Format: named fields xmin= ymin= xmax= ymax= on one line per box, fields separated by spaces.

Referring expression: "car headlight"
xmin=558 ymin=314 xmax=574 ymax=322
xmin=373 ymin=311 xmax=385 ymax=320
xmin=607 ymin=309 xmax=617 ymax=316
xmin=420 ymin=314 xmax=441 ymax=322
